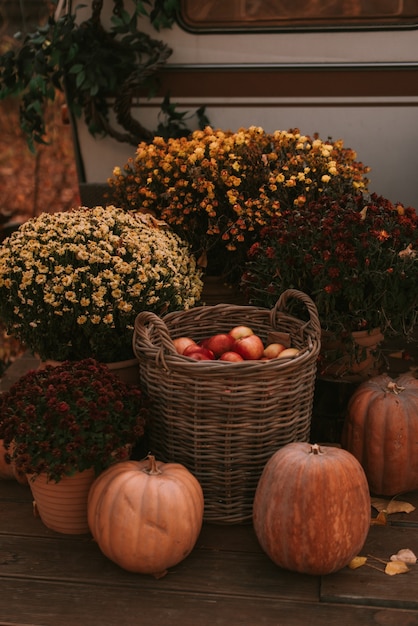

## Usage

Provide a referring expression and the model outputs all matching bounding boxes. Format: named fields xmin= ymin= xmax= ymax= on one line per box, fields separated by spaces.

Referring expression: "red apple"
xmin=263 ymin=343 xmax=287 ymax=359
xmin=173 ymin=336 xmax=197 ymax=355
xmin=233 ymin=334 xmax=265 ymax=360
xmin=183 ymin=345 xmax=215 ymax=360
xmin=205 ymin=333 xmax=236 ymax=357
xmin=183 ymin=343 xmax=202 ymax=357
xmin=219 ymin=351 xmax=244 ymax=362
xmin=228 ymin=325 xmax=254 ymax=340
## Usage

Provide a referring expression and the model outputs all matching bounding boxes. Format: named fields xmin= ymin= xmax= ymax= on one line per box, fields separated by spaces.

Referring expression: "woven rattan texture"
xmin=133 ymin=289 xmax=321 ymax=523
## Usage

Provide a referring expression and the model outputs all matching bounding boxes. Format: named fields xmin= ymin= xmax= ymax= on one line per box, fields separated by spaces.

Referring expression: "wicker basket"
xmin=133 ymin=289 xmax=321 ymax=524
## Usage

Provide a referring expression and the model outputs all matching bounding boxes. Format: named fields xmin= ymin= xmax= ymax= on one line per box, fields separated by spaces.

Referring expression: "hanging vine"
xmin=0 ymin=0 xmax=206 ymax=150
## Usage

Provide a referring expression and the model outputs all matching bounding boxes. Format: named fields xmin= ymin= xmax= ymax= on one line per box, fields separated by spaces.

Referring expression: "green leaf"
xmin=75 ymin=70 xmax=86 ymax=88
xmin=30 ymin=35 xmax=48 ymax=46
xmin=68 ymin=64 xmax=85 ymax=75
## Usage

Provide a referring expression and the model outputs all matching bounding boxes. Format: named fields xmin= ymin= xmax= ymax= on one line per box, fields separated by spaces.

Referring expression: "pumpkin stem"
xmin=310 ymin=443 xmax=324 ymax=455
xmin=143 ymin=454 xmax=163 ymax=476
xmin=386 ymin=381 xmax=406 ymax=395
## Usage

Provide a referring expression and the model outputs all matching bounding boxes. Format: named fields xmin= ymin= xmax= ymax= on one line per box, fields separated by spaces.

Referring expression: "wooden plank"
xmin=0 ymin=533 xmax=318 ymax=603
xmin=0 ymin=481 xmax=67 ymax=541
xmin=0 ymin=480 xmax=31 ymax=501
xmin=321 ymin=525 xmax=418 ymax=609
xmin=1 ymin=578 xmax=418 ymax=626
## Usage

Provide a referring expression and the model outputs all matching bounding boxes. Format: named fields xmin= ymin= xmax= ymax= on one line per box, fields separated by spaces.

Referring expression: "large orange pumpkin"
xmin=342 ymin=372 xmax=418 ymax=496
xmin=87 ymin=456 xmax=204 ymax=577
xmin=253 ymin=442 xmax=370 ymax=575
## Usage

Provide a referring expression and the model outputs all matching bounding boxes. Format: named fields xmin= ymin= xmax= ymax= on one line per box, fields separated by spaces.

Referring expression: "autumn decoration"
xmin=0 ymin=359 xmax=146 ymax=483
xmin=342 ymin=372 xmax=418 ymax=496
xmin=242 ymin=192 xmax=417 ymax=377
xmin=0 ymin=206 xmax=202 ymax=362
xmin=253 ymin=442 xmax=371 ymax=575
xmin=349 ymin=548 xmax=417 ymax=576
xmin=108 ymin=126 xmax=369 ymax=282
xmin=87 ymin=456 xmax=204 ymax=578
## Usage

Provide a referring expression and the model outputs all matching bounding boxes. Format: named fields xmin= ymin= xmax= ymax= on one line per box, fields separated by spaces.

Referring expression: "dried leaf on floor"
xmin=385 ymin=560 xmax=410 ymax=576
xmin=390 ymin=549 xmax=417 ymax=564
xmin=370 ymin=510 xmax=388 ymax=525
xmin=371 ymin=497 xmax=415 ymax=514
xmin=348 ymin=556 xmax=367 ymax=569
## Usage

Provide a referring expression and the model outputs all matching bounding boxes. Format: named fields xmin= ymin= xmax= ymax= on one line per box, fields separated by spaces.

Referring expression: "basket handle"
xmin=271 ymin=289 xmax=321 ymax=339
xmin=133 ymin=311 xmax=181 ymax=371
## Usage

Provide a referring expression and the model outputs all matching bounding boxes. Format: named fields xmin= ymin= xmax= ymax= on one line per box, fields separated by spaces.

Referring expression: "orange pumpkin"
xmin=87 ymin=456 xmax=204 ymax=577
xmin=253 ymin=442 xmax=370 ymax=575
xmin=342 ymin=372 xmax=418 ymax=496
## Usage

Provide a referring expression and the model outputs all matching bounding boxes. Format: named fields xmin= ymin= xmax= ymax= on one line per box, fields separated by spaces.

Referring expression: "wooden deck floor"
xmin=1 ymin=347 xmax=418 ymax=626
xmin=0 ymin=478 xmax=418 ymax=626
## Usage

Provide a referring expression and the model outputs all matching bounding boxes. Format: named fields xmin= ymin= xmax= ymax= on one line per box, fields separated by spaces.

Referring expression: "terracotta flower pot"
xmin=106 ymin=357 xmax=140 ymax=386
xmin=28 ymin=468 xmax=96 ymax=534
xmin=38 ymin=357 xmax=140 ymax=386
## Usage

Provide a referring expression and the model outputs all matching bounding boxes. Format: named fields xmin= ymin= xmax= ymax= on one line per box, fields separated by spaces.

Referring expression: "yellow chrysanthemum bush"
xmin=0 ymin=206 xmax=202 ymax=362
xmin=108 ymin=126 xmax=370 ymax=281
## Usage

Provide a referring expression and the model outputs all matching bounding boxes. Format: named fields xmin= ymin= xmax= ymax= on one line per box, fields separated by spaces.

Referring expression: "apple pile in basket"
xmin=173 ymin=326 xmax=299 ymax=362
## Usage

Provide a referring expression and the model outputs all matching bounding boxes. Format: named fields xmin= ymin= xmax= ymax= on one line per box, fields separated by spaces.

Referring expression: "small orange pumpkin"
xmin=87 ymin=456 xmax=204 ymax=577
xmin=342 ymin=372 xmax=418 ymax=496
xmin=253 ymin=442 xmax=371 ymax=575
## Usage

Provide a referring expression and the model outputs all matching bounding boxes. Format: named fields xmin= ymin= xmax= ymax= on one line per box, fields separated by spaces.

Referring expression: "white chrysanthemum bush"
xmin=0 ymin=206 xmax=203 ymax=362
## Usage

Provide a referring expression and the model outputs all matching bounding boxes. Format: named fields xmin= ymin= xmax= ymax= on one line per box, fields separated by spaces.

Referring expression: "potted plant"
xmin=0 ymin=357 xmax=146 ymax=481
xmin=0 ymin=0 xmax=207 ymax=151
xmin=241 ymin=192 xmax=418 ymax=378
xmin=0 ymin=205 xmax=203 ymax=363
xmin=108 ymin=126 xmax=370 ymax=285
xmin=0 ymin=357 xmax=146 ymax=532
